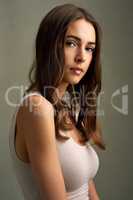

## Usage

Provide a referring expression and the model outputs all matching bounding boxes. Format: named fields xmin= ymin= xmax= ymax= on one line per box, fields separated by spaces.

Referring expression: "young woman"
xmin=9 ymin=3 xmax=105 ymax=200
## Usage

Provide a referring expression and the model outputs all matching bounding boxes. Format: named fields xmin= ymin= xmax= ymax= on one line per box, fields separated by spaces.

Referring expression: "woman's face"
xmin=62 ymin=18 xmax=96 ymax=85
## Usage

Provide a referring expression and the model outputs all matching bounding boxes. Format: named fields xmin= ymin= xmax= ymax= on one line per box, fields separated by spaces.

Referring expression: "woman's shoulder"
xmin=23 ymin=90 xmax=54 ymax=114
xmin=15 ymin=91 xmax=56 ymax=165
xmin=16 ymin=90 xmax=55 ymax=124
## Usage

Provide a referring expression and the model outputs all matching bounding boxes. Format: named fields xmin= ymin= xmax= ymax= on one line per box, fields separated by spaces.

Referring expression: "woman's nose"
xmin=74 ymin=49 xmax=86 ymax=64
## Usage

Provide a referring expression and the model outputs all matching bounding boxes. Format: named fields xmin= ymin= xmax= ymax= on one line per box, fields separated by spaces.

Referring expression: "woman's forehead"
xmin=65 ymin=19 xmax=96 ymax=44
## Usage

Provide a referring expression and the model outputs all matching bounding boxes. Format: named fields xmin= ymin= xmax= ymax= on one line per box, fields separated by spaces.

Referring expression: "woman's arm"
xmin=88 ymin=179 xmax=100 ymax=200
xmin=18 ymin=95 xmax=67 ymax=200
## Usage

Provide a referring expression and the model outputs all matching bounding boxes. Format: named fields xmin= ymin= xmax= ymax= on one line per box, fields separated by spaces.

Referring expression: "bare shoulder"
xmin=26 ymin=94 xmax=54 ymax=113
xmin=18 ymin=94 xmax=54 ymax=120
xmin=16 ymin=94 xmax=56 ymax=150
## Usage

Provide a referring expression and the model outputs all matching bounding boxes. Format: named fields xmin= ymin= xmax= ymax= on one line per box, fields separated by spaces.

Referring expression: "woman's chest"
xmin=56 ymin=134 xmax=99 ymax=192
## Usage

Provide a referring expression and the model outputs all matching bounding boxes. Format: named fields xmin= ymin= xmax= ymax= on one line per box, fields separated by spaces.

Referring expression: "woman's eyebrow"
xmin=66 ymin=35 xmax=96 ymax=45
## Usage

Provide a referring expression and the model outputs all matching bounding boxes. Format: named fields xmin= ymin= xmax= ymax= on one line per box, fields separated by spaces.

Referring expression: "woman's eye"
xmin=65 ymin=41 xmax=76 ymax=47
xmin=86 ymin=47 xmax=95 ymax=53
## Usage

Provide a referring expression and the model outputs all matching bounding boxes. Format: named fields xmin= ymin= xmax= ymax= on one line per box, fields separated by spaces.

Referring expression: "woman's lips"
xmin=70 ymin=67 xmax=83 ymax=75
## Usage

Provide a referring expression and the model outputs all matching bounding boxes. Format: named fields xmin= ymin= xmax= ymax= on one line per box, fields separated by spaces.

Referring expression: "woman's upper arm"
xmin=88 ymin=179 xmax=100 ymax=200
xmin=19 ymin=95 xmax=67 ymax=200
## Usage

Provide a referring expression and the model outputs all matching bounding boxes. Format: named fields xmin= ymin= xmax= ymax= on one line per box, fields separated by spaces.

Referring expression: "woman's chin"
xmin=69 ymin=79 xmax=81 ymax=85
xmin=64 ymin=76 xmax=82 ymax=85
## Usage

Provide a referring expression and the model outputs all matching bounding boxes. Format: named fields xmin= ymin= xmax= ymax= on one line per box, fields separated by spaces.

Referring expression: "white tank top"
xmin=9 ymin=92 xmax=100 ymax=200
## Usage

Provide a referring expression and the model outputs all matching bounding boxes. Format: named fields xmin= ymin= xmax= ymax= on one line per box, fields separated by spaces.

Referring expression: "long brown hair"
xmin=26 ymin=4 xmax=106 ymax=150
